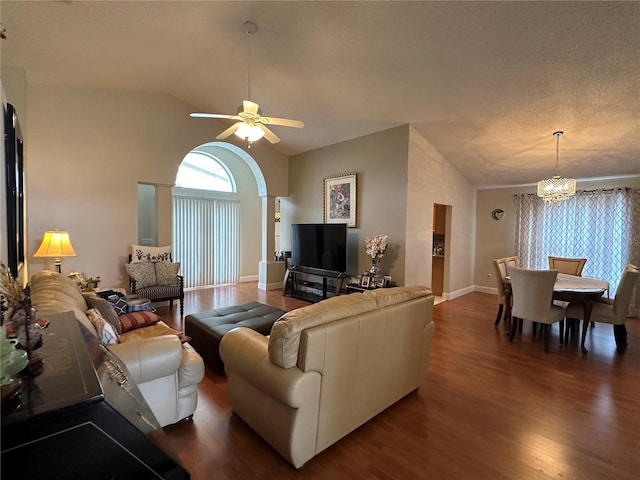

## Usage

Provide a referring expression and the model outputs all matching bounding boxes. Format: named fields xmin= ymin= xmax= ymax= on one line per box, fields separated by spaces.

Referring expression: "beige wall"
xmin=406 ymin=126 xmax=476 ymax=296
xmin=286 ymin=124 xmax=477 ymax=295
xmin=286 ymin=126 xmax=410 ymax=281
xmin=17 ymin=83 xmax=288 ymax=289
xmin=474 ymin=176 xmax=640 ymax=291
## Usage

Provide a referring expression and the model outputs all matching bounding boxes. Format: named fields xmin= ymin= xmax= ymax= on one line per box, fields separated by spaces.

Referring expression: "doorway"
xmin=431 ymin=203 xmax=448 ymax=297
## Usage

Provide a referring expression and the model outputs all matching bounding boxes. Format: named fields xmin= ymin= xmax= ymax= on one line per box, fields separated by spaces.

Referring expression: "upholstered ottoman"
xmin=184 ymin=301 xmax=285 ymax=374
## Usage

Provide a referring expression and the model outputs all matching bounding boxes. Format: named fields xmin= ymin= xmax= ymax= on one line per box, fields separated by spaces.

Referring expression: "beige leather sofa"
xmin=219 ymin=286 xmax=435 ymax=468
xmin=30 ymin=270 xmax=205 ymax=427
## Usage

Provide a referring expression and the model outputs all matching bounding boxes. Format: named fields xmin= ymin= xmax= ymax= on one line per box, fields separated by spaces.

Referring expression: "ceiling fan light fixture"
xmin=234 ymin=123 xmax=265 ymax=142
xmin=537 ymin=131 xmax=576 ymax=204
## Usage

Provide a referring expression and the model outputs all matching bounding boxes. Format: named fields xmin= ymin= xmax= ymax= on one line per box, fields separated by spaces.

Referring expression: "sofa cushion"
xmin=135 ymin=284 xmax=182 ymax=301
xmin=131 ymin=244 xmax=172 ymax=263
xmin=156 ymin=261 xmax=181 ymax=286
xmin=85 ymin=294 xmax=123 ymax=334
xmin=363 ymin=285 xmax=431 ymax=308
xmin=30 ymin=270 xmax=96 ymax=336
xmin=119 ymin=311 xmax=162 ymax=332
xmin=269 ymin=293 xmax=378 ymax=368
xmin=126 ymin=262 xmax=157 ymax=288
xmin=86 ymin=308 xmax=119 ymax=345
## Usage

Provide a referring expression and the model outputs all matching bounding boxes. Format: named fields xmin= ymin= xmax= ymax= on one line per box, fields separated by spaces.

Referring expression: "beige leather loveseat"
xmin=219 ymin=286 xmax=435 ymax=468
xmin=30 ymin=270 xmax=205 ymax=427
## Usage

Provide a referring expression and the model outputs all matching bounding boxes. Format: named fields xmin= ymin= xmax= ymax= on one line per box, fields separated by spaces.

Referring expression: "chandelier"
xmin=537 ymin=131 xmax=576 ymax=203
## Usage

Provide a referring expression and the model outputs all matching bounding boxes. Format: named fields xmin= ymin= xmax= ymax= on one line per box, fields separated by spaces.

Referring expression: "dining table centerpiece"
xmin=365 ymin=234 xmax=388 ymax=275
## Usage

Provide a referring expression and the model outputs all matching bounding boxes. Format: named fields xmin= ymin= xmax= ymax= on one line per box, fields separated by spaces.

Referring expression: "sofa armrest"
xmin=220 ymin=327 xmax=319 ymax=408
xmin=179 ymin=343 xmax=205 ymax=388
xmin=110 ymin=335 xmax=183 ymax=384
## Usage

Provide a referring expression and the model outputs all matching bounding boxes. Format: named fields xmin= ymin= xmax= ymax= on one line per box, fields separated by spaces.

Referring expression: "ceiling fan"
xmin=190 ymin=99 xmax=304 ymax=145
xmin=190 ymin=21 xmax=304 ymax=146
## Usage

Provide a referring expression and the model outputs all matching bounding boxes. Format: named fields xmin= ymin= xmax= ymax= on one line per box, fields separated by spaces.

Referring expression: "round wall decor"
xmin=491 ymin=208 xmax=505 ymax=221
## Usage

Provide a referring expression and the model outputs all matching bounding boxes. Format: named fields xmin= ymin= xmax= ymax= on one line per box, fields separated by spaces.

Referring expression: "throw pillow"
xmin=131 ymin=244 xmax=172 ymax=263
xmin=119 ymin=311 xmax=162 ymax=332
xmin=85 ymin=295 xmax=123 ymax=334
xmin=86 ymin=308 xmax=119 ymax=345
xmin=126 ymin=262 xmax=157 ymax=288
xmin=155 ymin=262 xmax=181 ymax=286
xmin=106 ymin=293 xmax=128 ymax=315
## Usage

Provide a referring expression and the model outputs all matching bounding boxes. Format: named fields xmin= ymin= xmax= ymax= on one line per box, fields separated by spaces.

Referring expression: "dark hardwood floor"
xmin=155 ymin=285 xmax=640 ymax=479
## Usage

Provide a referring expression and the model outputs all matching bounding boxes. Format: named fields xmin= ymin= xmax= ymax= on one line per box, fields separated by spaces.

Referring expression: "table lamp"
xmin=33 ymin=231 xmax=77 ymax=273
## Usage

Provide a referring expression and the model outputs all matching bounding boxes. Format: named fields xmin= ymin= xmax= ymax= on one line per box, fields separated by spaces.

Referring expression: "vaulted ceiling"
xmin=2 ymin=1 xmax=639 ymax=188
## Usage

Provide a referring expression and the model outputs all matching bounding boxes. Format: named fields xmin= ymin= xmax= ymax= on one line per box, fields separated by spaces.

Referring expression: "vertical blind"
xmin=172 ymin=194 xmax=239 ymax=288
xmin=514 ymin=188 xmax=640 ymax=295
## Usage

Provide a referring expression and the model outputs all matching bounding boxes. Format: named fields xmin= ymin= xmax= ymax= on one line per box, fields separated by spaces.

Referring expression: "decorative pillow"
xmin=131 ymin=244 xmax=172 ymax=263
xmin=86 ymin=308 xmax=119 ymax=345
xmin=126 ymin=262 xmax=157 ymax=288
xmin=106 ymin=293 xmax=128 ymax=315
xmin=155 ymin=262 xmax=180 ymax=286
xmin=118 ymin=311 xmax=162 ymax=332
xmin=85 ymin=295 xmax=123 ymax=334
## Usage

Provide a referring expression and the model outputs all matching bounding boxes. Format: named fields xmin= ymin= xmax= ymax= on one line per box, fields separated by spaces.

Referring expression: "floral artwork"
xmin=324 ymin=173 xmax=357 ymax=227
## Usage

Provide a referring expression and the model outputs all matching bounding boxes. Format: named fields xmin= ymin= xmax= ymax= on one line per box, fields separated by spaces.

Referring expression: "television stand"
xmin=283 ymin=266 xmax=347 ymax=303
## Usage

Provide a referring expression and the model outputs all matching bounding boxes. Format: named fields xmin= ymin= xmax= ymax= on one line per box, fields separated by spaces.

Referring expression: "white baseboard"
xmin=239 ymin=275 xmax=259 ymax=283
xmin=446 ymin=285 xmax=474 ymax=300
xmin=474 ymin=285 xmax=498 ymax=295
xmin=257 ymin=281 xmax=283 ymax=291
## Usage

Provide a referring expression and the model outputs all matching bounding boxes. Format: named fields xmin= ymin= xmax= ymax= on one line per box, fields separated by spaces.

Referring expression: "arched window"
xmin=175 ymin=152 xmax=235 ymax=192
xmin=173 ymin=151 xmax=239 ymax=288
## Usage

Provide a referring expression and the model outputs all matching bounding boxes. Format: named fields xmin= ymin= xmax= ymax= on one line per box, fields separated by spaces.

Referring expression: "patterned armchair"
xmin=126 ymin=253 xmax=184 ymax=318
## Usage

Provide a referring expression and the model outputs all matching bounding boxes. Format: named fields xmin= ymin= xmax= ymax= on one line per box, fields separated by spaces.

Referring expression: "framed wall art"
xmin=324 ymin=173 xmax=356 ymax=227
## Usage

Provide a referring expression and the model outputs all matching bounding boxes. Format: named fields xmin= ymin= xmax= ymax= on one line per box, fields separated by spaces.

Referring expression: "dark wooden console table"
xmin=1 ymin=311 xmax=189 ymax=479
xmin=283 ymin=266 xmax=347 ymax=303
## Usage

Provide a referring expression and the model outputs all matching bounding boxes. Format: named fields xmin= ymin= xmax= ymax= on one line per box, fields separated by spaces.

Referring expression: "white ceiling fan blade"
xmin=259 ymin=125 xmax=280 ymax=144
xmin=243 ymin=100 xmax=260 ymax=115
xmin=191 ymin=112 xmax=241 ymax=120
xmin=216 ymin=122 xmax=241 ymax=140
xmin=260 ymin=116 xmax=304 ymax=128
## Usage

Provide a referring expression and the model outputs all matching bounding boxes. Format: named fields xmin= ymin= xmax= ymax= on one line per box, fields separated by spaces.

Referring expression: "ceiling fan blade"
xmin=216 ymin=122 xmax=241 ymax=140
xmin=259 ymin=125 xmax=280 ymax=144
xmin=191 ymin=112 xmax=241 ymax=120
xmin=260 ymin=116 xmax=304 ymax=128
xmin=243 ymin=100 xmax=260 ymax=115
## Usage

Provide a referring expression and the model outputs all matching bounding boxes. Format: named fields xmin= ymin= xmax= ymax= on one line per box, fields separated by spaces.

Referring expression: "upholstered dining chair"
xmin=508 ymin=266 xmax=566 ymax=353
xmin=548 ymin=256 xmax=587 ymax=276
xmin=565 ymin=264 xmax=639 ymax=354
xmin=492 ymin=256 xmax=519 ymax=327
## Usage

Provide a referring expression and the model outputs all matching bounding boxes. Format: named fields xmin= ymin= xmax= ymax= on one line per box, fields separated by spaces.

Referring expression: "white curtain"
xmin=172 ymin=194 xmax=239 ymax=288
xmin=514 ymin=188 xmax=640 ymax=295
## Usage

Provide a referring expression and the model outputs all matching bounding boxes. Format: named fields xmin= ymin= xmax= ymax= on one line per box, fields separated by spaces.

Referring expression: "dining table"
xmin=503 ymin=272 xmax=609 ymax=354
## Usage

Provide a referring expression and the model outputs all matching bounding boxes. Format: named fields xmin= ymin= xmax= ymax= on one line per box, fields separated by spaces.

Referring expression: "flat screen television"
xmin=291 ymin=223 xmax=347 ymax=273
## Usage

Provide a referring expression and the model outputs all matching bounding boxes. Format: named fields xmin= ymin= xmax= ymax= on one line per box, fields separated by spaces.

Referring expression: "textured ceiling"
xmin=1 ymin=1 xmax=639 ymax=188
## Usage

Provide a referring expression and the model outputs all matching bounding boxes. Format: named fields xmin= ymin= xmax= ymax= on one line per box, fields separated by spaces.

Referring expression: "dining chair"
xmin=492 ymin=256 xmax=520 ymax=327
xmin=507 ymin=266 xmax=566 ymax=353
xmin=548 ymin=256 xmax=587 ymax=276
xmin=565 ymin=264 xmax=640 ymax=354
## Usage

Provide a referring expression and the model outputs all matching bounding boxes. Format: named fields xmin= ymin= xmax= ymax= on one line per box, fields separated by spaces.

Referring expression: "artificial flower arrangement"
xmin=365 ymin=234 xmax=388 ymax=273
xmin=0 ymin=263 xmax=23 ymax=315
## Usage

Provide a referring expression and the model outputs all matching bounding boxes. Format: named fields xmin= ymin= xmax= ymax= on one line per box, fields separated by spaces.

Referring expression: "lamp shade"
xmin=33 ymin=231 xmax=77 ymax=258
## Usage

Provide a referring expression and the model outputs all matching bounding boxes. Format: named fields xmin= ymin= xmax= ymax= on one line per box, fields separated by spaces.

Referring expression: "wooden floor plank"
xmin=155 ymin=286 xmax=640 ymax=479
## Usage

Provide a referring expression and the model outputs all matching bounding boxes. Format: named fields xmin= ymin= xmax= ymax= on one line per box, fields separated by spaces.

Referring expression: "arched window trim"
xmin=175 ymin=151 xmax=236 ymax=193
